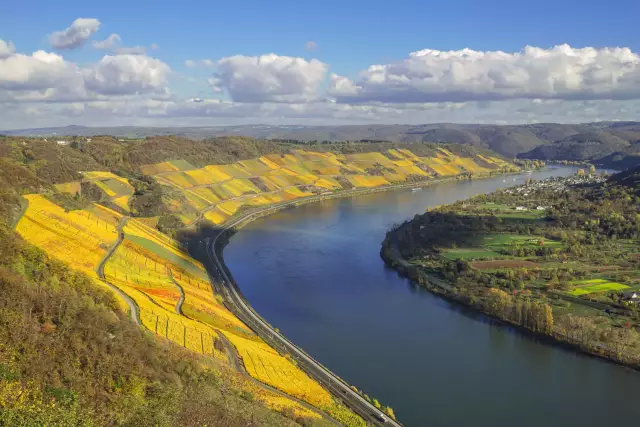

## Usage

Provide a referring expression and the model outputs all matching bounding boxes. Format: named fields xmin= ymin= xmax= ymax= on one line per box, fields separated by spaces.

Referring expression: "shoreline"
xmin=194 ymin=169 xmax=520 ymax=234
xmin=379 ymin=233 xmax=640 ymax=372
xmin=197 ymin=171 xmax=521 ymax=427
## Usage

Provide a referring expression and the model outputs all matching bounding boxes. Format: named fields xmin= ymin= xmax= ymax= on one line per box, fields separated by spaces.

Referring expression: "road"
xmin=96 ymin=217 xmax=140 ymax=325
xmin=205 ymin=209 xmax=403 ymax=427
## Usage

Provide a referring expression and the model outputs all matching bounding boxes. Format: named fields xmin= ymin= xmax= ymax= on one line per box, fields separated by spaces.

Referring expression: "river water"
xmin=224 ymin=167 xmax=640 ymax=427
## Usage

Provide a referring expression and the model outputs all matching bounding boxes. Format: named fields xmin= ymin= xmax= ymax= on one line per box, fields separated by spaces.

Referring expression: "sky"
xmin=1 ymin=0 xmax=640 ymax=129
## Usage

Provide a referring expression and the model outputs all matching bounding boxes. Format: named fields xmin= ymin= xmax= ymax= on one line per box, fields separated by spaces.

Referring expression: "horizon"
xmin=2 ymin=0 xmax=639 ymax=128
xmin=3 ymin=120 xmax=638 ymax=134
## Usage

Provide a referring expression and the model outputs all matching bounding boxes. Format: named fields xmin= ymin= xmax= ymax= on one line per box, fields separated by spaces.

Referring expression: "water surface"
xmin=225 ymin=167 xmax=640 ymax=427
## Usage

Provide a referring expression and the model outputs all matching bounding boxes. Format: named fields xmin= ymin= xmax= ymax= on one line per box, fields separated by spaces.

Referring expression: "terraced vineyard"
xmin=133 ymin=148 xmax=513 ymax=225
xmin=15 ymin=195 xmax=365 ymax=424
xmin=13 ymin=144 xmax=514 ymax=425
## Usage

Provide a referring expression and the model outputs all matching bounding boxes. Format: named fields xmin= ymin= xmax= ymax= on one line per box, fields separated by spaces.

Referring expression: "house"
xmin=536 ymin=206 xmax=547 ymax=210
xmin=56 ymin=140 xmax=70 ymax=146
xmin=622 ymin=291 xmax=640 ymax=302
xmin=515 ymin=206 xmax=527 ymax=211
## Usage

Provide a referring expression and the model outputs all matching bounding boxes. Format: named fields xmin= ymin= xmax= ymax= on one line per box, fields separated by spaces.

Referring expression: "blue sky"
xmin=1 ymin=0 xmax=640 ymax=128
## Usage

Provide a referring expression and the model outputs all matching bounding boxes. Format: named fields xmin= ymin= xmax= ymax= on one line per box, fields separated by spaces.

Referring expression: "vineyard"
xmin=15 ymin=195 xmax=130 ymax=312
xmin=12 ymin=146 xmax=513 ymax=425
xmin=135 ymin=148 xmax=513 ymax=225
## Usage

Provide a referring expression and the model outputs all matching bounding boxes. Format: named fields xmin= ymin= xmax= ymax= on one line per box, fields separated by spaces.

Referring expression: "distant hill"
xmin=5 ymin=122 xmax=640 ymax=169
xmin=608 ymin=164 xmax=640 ymax=193
xmin=520 ymin=131 xmax=631 ymax=161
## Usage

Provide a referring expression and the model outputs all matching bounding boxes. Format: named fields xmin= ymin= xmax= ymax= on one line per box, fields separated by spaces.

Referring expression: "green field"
xmin=170 ymin=159 xmax=196 ymax=171
xmin=441 ymin=233 xmax=564 ymax=261
xmin=101 ymin=178 xmax=133 ymax=196
xmin=566 ymin=279 xmax=630 ymax=296
xmin=471 ymin=203 xmax=546 ymax=220
xmin=481 ymin=233 xmax=563 ymax=249
xmin=441 ymin=248 xmax=504 ymax=260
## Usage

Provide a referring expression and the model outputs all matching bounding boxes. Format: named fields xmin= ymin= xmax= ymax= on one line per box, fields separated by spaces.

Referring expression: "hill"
xmin=607 ymin=164 xmax=640 ymax=193
xmin=520 ymin=131 xmax=631 ymax=162
xmin=0 ymin=134 xmax=514 ymax=425
xmin=5 ymin=122 xmax=640 ymax=161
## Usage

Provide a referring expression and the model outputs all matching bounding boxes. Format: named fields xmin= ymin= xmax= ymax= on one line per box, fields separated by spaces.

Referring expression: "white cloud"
xmin=0 ymin=50 xmax=84 ymax=95
xmin=49 ymin=18 xmax=101 ymax=49
xmin=5 ymin=97 xmax=640 ymax=129
xmin=0 ymin=40 xmax=16 ymax=59
xmin=83 ymin=54 xmax=170 ymax=95
xmin=4 ymin=40 xmax=640 ymax=128
xmin=115 ymin=46 xmax=147 ymax=55
xmin=0 ymin=42 xmax=170 ymax=101
xmin=93 ymin=34 xmax=121 ymax=50
xmin=330 ymin=44 xmax=640 ymax=103
xmin=93 ymin=33 xmax=147 ymax=55
xmin=210 ymin=54 xmax=328 ymax=102
xmin=184 ymin=59 xmax=196 ymax=68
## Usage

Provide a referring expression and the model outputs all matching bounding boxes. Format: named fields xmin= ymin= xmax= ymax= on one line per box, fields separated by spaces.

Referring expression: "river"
xmin=223 ymin=167 xmax=640 ymax=427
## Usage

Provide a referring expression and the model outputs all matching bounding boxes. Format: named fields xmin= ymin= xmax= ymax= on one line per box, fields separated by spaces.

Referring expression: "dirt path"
xmin=96 ymin=217 xmax=140 ymax=325
xmin=168 ymin=269 xmax=185 ymax=315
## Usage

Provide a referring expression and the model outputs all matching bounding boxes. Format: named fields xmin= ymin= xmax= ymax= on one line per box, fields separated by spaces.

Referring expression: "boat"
xmin=411 ymin=188 xmax=422 ymax=192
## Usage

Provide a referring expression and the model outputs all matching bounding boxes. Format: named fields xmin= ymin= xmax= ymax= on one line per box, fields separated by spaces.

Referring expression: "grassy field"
xmin=566 ymin=279 xmax=630 ymax=296
xmin=441 ymin=248 xmax=505 ymax=260
xmin=442 ymin=233 xmax=563 ymax=262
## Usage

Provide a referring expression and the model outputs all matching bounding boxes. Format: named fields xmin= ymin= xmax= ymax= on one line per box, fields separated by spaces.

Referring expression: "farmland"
xmin=566 ymin=279 xmax=630 ymax=296
xmin=15 ymin=192 xmax=361 ymax=423
xmin=385 ymin=171 xmax=640 ymax=366
xmin=136 ymin=148 xmax=513 ymax=226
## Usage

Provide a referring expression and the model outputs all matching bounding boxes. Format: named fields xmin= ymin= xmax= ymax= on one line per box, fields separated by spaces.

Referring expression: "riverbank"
xmin=380 ymin=222 xmax=640 ymax=371
xmin=194 ymin=170 xmax=517 ymax=235
xmin=202 ymin=204 xmax=402 ymax=427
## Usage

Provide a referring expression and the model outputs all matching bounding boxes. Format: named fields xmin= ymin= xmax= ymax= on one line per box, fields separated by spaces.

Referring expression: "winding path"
xmin=168 ymin=269 xmax=185 ymax=315
xmin=96 ymin=216 xmax=140 ymax=325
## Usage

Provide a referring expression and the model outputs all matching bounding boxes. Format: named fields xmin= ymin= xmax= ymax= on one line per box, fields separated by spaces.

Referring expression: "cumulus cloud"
xmin=93 ymin=34 xmax=120 ymax=50
xmin=0 ymin=50 xmax=84 ymax=94
xmin=49 ymin=18 xmax=101 ymax=49
xmin=330 ymin=44 xmax=640 ymax=103
xmin=209 ymin=54 xmax=328 ymax=102
xmin=0 ymin=42 xmax=170 ymax=101
xmin=83 ymin=54 xmax=170 ymax=95
xmin=0 ymin=40 xmax=16 ymax=59
xmin=93 ymin=34 xmax=147 ymax=55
